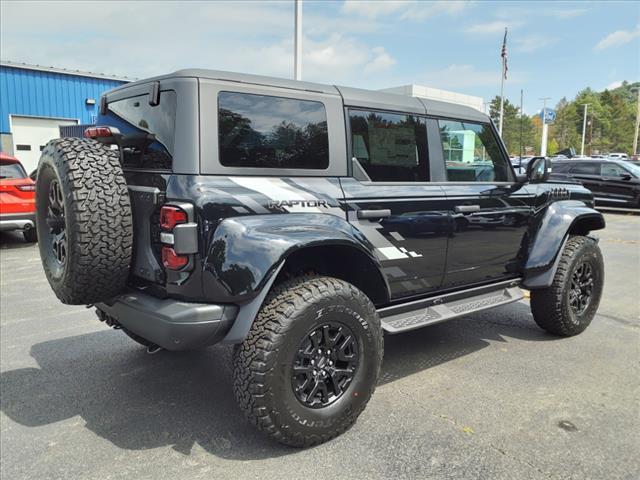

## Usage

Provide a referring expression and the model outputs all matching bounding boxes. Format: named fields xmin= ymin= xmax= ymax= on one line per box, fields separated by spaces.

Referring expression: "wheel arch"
xmin=274 ymin=243 xmax=390 ymax=306
xmin=205 ymin=213 xmax=391 ymax=343
xmin=523 ymin=201 xmax=605 ymax=289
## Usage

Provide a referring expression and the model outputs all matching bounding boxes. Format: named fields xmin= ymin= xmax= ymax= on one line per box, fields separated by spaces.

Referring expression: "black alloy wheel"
xmin=46 ymin=179 xmax=67 ymax=265
xmin=569 ymin=262 xmax=593 ymax=315
xmin=292 ymin=322 xmax=359 ymax=408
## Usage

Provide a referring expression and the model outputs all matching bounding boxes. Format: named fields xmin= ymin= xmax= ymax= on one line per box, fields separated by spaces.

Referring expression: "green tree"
xmin=488 ymin=96 xmax=533 ymax=155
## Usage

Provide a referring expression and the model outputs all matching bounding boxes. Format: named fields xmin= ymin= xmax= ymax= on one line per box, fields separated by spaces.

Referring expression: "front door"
xmin=599 ymin=161 xmax=637 ymax=205
xmin=342 ymin=108 xmax=450 ymax=300
xmin=435 ymin=119 xmax=535 ymax=288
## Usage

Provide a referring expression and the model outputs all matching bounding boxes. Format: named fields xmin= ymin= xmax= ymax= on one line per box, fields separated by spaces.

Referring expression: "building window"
xmin=218 ymin=91 xmax=329 ymax=169
xmin=349 ymin=109 xmax=428 ymax=182
xmin=16 ymin=144 xmax=31 ymax=151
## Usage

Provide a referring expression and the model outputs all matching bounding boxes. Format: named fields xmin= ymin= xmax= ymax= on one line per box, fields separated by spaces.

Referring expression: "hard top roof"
xmin=109 ymin=68 xmax=489 ymax=122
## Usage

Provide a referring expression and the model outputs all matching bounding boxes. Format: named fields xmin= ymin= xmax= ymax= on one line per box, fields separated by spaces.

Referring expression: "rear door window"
xmin=349 ymin=109 xmax=429 ymax=182
xmin=438 ymin=120 xmax=511 ymax=182
xmin=105 ymin=90 xmax=177 ymax=170
xmin=218 ymin=91 xmax=329 ymax=169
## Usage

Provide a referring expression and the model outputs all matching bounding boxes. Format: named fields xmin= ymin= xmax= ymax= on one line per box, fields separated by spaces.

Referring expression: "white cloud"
xmin=465 ymin=20 xmax=522 ymax=34
xmin=514 ymin=35 xmax=557 ymax=53
xmin=363 ymin=47 xmax=396 ymax=74
xmin=421 ymin=64 xmax=524 ymax=89
xmin=341 ymin=0 xmax=411 ymax=19
xmin=606 ymin=80 xmax=623 ymax=90
xmin=0 ymin=1 xmax=396 ymax=85
xmin=342 ymin=0 xmax=472 ymax=21
xmin=548 ymin=8 xmax=587 ymax=19
xmin=594 ymin=25 xmax=640 ymax=51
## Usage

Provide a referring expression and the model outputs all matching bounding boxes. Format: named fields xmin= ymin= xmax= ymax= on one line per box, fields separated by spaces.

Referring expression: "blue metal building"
xmin=0 ymin=61 xmax=130 ymax=172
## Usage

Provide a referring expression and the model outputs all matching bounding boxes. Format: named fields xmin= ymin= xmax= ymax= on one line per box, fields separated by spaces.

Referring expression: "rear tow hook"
xmin=146 ymin=345 xmax=164 ymax=355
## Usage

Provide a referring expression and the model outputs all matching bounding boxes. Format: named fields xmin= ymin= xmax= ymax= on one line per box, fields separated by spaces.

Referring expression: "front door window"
xmin=438 ymin=120 xmax=511 ymax=182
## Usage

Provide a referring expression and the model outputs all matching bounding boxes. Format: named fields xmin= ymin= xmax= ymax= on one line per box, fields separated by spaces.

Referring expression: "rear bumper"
xmin=0 ymin=212 xmax=35 ymax=231
xmin=96 ymin=292 xmax=238 ymax=351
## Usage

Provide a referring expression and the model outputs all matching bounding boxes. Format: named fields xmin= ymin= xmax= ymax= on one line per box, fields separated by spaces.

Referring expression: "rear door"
xmin=433 ymin=119 xmax=535 ymax=288
xmin=341 ymin=108 xmax=450 ymax=300
xmin=566 ymin=161 xmax=602 ymax=195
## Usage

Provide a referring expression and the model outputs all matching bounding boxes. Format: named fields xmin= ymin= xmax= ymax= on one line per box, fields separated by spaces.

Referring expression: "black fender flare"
xmin=200 ymin=213 xmax=390 ymax=342
xmin=522 ymin=201 xmax=605 ymax=289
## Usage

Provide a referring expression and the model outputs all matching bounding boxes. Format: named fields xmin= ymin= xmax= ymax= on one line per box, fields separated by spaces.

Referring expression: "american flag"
xmin=501 ymin=27 xmax=508 ymax=80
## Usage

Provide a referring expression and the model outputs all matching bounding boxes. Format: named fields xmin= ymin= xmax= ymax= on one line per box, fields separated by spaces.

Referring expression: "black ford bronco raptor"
xmin=35 ymin=69 xmax=605 ymax=447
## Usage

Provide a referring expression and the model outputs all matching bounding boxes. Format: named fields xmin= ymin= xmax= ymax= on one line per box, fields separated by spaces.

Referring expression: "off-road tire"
xmin=530 ymin=235 xmax=604 ymax=336
xmin=23 ymin=228 xmax=37 ymax=243
xmin=35 ymin=138 xmax=132 ymax=305
xmin=233 ymin=275 xmax=383 ymax=447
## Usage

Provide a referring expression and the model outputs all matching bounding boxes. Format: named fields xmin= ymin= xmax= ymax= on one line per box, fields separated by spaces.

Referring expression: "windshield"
xmin=624 ymin=162 xmax=640 ymax=177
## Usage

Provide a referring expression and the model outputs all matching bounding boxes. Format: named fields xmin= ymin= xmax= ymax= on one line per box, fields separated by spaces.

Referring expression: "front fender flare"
xmin=523 ymin=201 xmax=604 ymax=288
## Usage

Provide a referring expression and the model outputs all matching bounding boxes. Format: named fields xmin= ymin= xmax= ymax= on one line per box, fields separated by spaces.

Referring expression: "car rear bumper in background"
xmin=96 ymin=292 xmax=238 ymax=351
xmin=0 ymin=212 xmax=36 ymax=231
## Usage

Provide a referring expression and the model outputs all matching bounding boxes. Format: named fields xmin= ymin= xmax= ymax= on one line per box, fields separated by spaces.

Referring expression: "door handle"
xmin=455 ymin=205 xmax=480 ymax=214
xmin=357 ymin=209 xmax=391 ymax=220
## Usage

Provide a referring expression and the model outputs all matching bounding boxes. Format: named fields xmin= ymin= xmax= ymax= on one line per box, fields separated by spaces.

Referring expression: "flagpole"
xmin=498 ymin=66 xmax=505 ymax=135
xmin=498 ymin=27 xmax=507 ymax=136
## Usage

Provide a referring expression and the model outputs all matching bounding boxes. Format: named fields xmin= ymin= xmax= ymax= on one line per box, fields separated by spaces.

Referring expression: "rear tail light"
xmin=16 ymin=184 xmax=36 ymax=192
xmin=159 ymin=204 xmax=193 ymax=270
xmin=160 ymin=205 xmax=188 ymax=231
xmin=83 ymin=126 xmax=114 ymax=139
xmin=162 ymin=246 xmax=189 ymax=270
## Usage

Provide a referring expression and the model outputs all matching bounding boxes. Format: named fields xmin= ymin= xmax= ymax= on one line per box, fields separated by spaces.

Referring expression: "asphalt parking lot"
xmin=1 ymin=212 xmax=638 ymax=480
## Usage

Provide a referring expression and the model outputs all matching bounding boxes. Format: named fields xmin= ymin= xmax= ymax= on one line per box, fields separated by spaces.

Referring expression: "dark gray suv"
xmin=35 ymin=69 xmax=605 ymax=447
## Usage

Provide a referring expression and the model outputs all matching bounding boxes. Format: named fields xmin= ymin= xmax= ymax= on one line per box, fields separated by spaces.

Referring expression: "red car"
xmin=0 ymin=152 xmax=37 ymax=242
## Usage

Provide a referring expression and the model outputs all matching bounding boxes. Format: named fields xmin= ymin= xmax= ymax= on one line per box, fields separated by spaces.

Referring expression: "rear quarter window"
xmin=103 ymin=90 xmax=177 ymax=170
xmin=218 ymin=91 xmax=329 ymax=169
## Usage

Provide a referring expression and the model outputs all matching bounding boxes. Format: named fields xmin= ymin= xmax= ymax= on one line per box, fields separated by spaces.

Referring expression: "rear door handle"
xmin=455 ymin=205 xmax=481 ymax=214
xmin=357 ymin=209 xmax=392 ymax=220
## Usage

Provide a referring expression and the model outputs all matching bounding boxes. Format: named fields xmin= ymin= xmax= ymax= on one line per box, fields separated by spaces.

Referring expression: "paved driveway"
xmin=1 ymin=212 xmax=638 ymax=480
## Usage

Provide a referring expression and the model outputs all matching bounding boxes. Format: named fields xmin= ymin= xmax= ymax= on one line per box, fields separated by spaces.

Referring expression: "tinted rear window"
xmin=570 ymin=162 xmax=599 ymax=174
xmin=0 ymin=162 xmax=27 ymax=179
xmin=105 ymin=90 xmax=176 ymax=170
xmin=218 ymin=91 xmax=329 ymax=169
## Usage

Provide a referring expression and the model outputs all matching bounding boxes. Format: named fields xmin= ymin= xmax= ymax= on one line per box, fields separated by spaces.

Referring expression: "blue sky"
xmin=1 ymin=1 xmax=638 ymax=113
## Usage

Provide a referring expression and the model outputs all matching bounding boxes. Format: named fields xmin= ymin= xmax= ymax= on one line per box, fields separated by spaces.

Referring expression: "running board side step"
xmin=378 ymin=280 xmax=523 ymax=334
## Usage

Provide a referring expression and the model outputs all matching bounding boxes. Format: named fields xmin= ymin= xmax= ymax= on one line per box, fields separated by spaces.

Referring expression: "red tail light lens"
xmin=162 ymin=246 xmax=188 ymax=270
xmin=160 ymin=205 xmax=188 ymax=231
xmin=84 ymin=126 xmax=113 ymax=138
xmin=17 ymin=184 xmax=36 ymax=192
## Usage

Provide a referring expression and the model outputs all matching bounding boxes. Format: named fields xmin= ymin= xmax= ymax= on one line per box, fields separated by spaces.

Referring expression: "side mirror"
xmin=526 ymin=157 xmax=551 ymax=183
xmin=621 ymin=173 xmax=632 ymax=181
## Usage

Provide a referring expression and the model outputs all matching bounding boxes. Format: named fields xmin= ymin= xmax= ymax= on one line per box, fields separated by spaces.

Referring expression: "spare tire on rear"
xmin=36 ymin=138 xmax=133 ymax=305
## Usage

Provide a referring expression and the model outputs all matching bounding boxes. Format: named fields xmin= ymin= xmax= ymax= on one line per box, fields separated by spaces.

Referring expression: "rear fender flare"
xmin=202 ymin=213 xmax=387 ymax=301
xmin=205 ymin=213 xmax=389 ymax=343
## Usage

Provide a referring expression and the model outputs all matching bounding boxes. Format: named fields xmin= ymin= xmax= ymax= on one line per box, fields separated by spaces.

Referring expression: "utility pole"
xmin=294 ymin=0 xmax=302 ymax=80
xmin=539 ymin=97 xmax=551 ymax=156
xmin=632 ymin=87 xmax=640 ymax=156
xmin=580 ymin=103 xmax=590 ymax=157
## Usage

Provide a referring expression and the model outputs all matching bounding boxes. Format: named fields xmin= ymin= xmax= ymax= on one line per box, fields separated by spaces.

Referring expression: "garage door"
xmin=11 ymin=116 xmax=78 ymax=174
